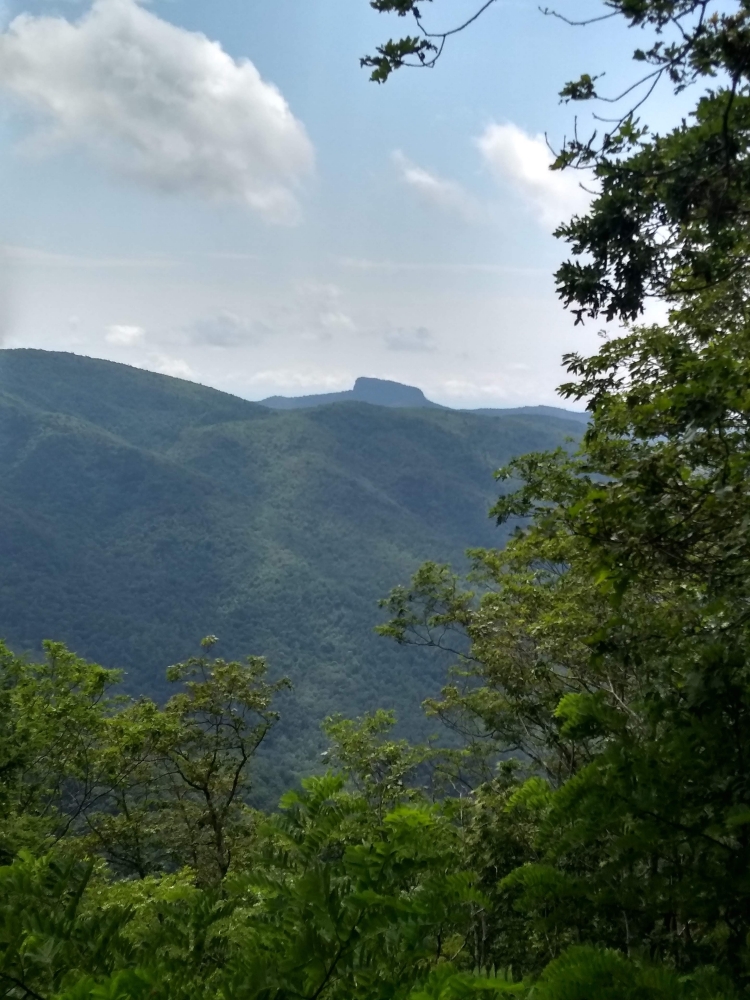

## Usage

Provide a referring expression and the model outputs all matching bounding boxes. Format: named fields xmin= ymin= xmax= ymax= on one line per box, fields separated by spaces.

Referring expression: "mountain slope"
xmin=0 ymin=349 xmax=583 ymax=796
xmin=0 ymin=348 xmax=266 ymax=449
xmin=469 ymin=405 xmax=590 ymax=423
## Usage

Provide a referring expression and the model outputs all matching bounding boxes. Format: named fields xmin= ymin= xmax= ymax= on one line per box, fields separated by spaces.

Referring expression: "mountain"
xmin=260 ymin=377 xmax=588 ymax=423
xmin=470 ymin=405 xmax=590 ymax=424
xmin=0 ymin=349 xmax=584 ymax=799
xmin=260 ymin=376 xmax=443 ymax=409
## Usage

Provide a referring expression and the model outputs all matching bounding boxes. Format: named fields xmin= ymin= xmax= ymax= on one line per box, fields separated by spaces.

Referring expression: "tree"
xmin=0 ymin=638 xmax=288 ymax=884
xmin=80 ymin=638 xmax=289 ymax=884
xmin=366 ymin=0 xmax=750 ymax=986
xmin=361 ymin=0 xmax=500 ymax=83
xmin=0 ymin=775 xmax=517 ymax=1000
xmin=365 ymin=0 xmax=750 ymax=324
xmin=0 ymin=641 xmax=121 ymax=864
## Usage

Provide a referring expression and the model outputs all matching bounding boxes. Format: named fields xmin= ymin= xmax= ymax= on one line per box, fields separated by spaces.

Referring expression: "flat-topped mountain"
xmin=260 ymin=376 xmax=588 ymax=423
xmin=260 ymin=376 xmax=442 ymax=410
xmin=0 ymin=349 xmax=584 ymax=798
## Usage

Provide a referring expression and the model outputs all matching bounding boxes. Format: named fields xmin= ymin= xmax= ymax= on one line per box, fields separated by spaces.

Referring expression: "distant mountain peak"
xmin=258 ymin=377 xmax=588 ymax=421
xmin=350 ymin=377 xmax=438 ymax=407
xmin=259 ymin=376 xmax=441 ymax=410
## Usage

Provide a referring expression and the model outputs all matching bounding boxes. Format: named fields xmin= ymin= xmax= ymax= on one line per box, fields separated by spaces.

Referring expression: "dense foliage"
xmin=6 ymin=312 xmax=750 ymax=995
xmin=359 ymin=0 xmax=750 ymax=994
xmin=0 ymin=639 xmax=515 ymax=1000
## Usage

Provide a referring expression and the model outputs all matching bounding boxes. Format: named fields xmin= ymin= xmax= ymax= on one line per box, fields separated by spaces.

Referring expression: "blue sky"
xmin=0 ymin=0 xmax=677 ymax=405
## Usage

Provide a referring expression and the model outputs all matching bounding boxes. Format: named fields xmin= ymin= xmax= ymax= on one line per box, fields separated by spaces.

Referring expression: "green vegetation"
xmin=4 ymin=0 xmax=750 ymax=997
xmin=0 ymin=348 xmax=581 ymax=796
xmin=5 ymin=287 xmax=750 ymax=995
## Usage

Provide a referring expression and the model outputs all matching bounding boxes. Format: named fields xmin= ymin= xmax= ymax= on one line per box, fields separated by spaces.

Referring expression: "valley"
xmin=0 ymin=348 xmax=584 ymax=796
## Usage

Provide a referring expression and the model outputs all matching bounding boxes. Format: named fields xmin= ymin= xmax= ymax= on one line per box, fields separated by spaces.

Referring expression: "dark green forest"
xmin=0 ymin=348 xmax=582 ymax=795
xmin=5 ymin=0 xmax=750 ymax=997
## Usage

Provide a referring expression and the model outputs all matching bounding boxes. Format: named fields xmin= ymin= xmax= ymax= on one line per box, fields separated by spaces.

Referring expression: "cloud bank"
xmin=0 ymin=0 xmax=314 ymax=221
xmin=477 ymin=123 xmax=591 ymax=227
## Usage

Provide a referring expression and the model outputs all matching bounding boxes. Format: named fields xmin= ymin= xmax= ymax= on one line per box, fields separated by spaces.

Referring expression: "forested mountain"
xmin=0 ymin=348 xmax=582 ymax=793
xmin=470 ymin=405 xmax=589 ymax=422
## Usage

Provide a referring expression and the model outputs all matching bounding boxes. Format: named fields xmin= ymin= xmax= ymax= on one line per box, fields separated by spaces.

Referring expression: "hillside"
xmin=470 ymin=404 xmax=590 ymax=423
xmin=0 ymin=349 xmax=583 ymax=797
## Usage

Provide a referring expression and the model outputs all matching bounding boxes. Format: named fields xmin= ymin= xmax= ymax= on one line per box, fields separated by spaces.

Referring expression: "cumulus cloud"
xmin=105 ymin=323 xmax=144 ymax=345
xmin=0 ymin=0 xmax=314 ymax=221
xmin=384 ymin=325 xmax=436 ymax=353
xmin=187 ymin=311 xmax=269 ymax=347
xmin=476 ymin=123 xmax=592 ymax=228
xmin=392 ymin=151 xmax=480 ymax=222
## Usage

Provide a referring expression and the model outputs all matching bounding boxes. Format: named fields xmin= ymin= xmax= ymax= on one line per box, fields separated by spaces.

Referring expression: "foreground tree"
xmin=0 ymin=771 xmax=512 ymax=1000
xmin=379 ymin=292 xmax=750 ymax=985
xmin=0 ymin=638 xmax=288 ymax=884
xmin=365 ymin=0 xmax=750 ymax=325
xmin=0 ymin=641 xmax=120 ymax=864
xmin=368 ymin=0 xmax=750 ymax=990
xmin=94 ymin=636 xmax=288 ymax=883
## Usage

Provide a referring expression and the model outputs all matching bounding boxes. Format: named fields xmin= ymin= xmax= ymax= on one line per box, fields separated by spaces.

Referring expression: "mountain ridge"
xmin=259 ymin=374 xmax=589 ymax=423
xmin=260 ymin=376 xmax=443 ymax=410
xmin=0 ymin=349 xmax=585 ymax=798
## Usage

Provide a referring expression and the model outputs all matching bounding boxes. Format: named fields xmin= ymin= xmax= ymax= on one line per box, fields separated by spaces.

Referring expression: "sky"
xmin=0 ymin=0 xmax=682 ymax=406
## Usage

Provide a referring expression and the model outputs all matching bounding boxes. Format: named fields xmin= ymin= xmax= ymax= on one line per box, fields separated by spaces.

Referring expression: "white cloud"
xmin=392 ymin=150 xmax=480 ymax=222
xmin=187 ymin=311 xmax=269 ymax=347
xmin=476 ymin=123 xmax=592 ymax=228
xmin=0 ymin=0 xmax=314 ymax=221
xmin=171 ymin=284 xmax=357 ymax=358
xmin=148 ymin=353 xmax=195 ymax=380
xmin=105 ymin=323 xmax=144 ymax=345
xmin=384 ymin=325 xmax=436 ymax=353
